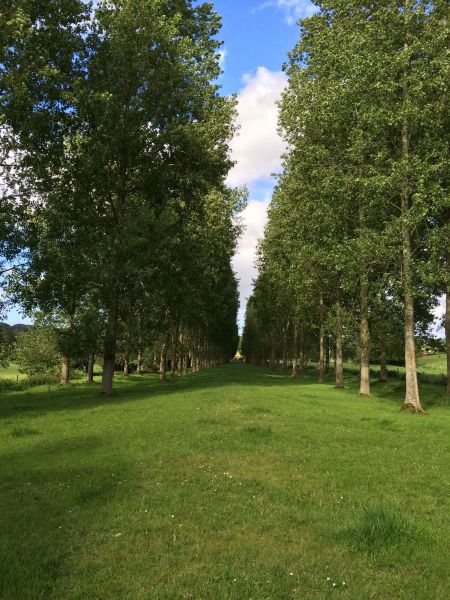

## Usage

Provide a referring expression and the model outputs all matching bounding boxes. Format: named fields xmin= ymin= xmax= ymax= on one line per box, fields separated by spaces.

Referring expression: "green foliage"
xmin=13 ymin=325 xmax=61 ymax=376
xmin=243 ymin=0 xmax=449 ymax=407
xmin=0 ymin=328 xmax=10 ymax=368
xmin=1 ymin=0 xmax=242 ymax=391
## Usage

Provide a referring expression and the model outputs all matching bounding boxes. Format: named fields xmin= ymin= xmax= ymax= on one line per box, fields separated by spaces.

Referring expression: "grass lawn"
xmin=1 ymin=364 xmax=449 ymax=599
xmin=416 ymin=353 xmax=448 ymax=374
xmin=0 ymin=363 xmax=27 ymax=381
xmin=343 ymin=353 xmax=448 ymax=378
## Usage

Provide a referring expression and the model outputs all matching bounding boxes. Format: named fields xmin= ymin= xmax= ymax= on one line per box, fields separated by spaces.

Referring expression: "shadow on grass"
xmin=0 ymin=363 xmax=448 ymax=421
xmin=0 ymin=435 xmax=133 ymax=599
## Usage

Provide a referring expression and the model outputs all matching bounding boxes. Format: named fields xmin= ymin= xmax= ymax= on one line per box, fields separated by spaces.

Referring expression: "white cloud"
xmin=233 ymin=198 xmax=270 ymax=330
xmin=227 ymin=67 xmax=287 ymax=188
xmin=432 ymin=296 xmax=445 ymax=321
xmin=227 ymin=67 xmax=286 ymax=330
xmin=218 ymin=48 xmax=227 ymax=72
xmin=430 ymin=296 xmax=446 ymax=338
xmin=254 ymin=0 xmax=318 ymax=25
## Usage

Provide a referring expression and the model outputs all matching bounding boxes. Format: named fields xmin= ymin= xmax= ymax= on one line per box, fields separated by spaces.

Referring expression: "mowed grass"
xmin=1 ymin=365 xmax=450 ymax=599
xmin=343 ymin=353 xmax=448 ymax=378
xmin=416 ymin=353 xmax=448 ymax=374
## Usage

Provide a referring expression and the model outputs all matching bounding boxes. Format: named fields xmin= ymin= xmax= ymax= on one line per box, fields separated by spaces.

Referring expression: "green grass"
xmin=1 ymin=364 xmax=450 ymax=599
xmin=343 ymin=353 xmax=448 ymax=378
xmin=0 ymin=363 xmax=26 ymax=381
xmin=416 ymin=353 xmax=447 ymax=373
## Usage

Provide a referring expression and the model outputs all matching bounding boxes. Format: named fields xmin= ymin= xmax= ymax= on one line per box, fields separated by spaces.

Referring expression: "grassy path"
xmin=1 ymin=364 xmax=449 ymax=599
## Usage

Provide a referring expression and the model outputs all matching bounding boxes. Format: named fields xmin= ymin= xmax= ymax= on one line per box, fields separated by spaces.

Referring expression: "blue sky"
xmin=215 ymin=0 xmax=317 ymax=328
xmin=212 ymin=0 xmax=305 ymax=95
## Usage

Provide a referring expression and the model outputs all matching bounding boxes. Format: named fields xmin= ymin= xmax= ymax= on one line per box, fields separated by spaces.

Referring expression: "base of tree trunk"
xmin=60 ymin=356 xmax=70 ymax=386
xmin=401 ymin=402 xmax=425 ymax=414
xmin=101 ymin=357 xmax=115 ymax=394
xmin=87 ymin=352 xmax=94 ymax=383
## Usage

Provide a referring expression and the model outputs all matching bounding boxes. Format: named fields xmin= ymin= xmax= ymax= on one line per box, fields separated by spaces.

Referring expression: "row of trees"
xmin=0 ymin=0 xmax=243 ymax=392
xmin=242 ymin=0 xmax=449 ymax=412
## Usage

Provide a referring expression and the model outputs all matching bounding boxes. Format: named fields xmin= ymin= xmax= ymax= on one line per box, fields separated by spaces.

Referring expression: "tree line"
xmin=0 ymin=0 xmax=244 ymax=392
xmin=242 ymin=0 xmax=449 ymax=412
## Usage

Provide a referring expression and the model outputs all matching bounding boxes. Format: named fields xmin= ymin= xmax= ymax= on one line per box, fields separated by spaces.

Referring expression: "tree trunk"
xmin=282 ymin=325 xmax=288 ymax=369
xmin=325 ymin=335 xmax=330 ymax=374
xmin=101 ymin=289 xmax=119 ymax=394
xmin=60 ymin=355 xmax=70 ymax=386
xmin=270 ymin=335 xmax=276 ymax=370
xmin=359 ymin=276 xmax=370 ymax=396
xmin=402 ymin=236 xmax=422 ymax=411
xmin=319 ymin=293 xmax=325 ymax=383
xmin=137 ymin=348 xmax=143 ymax=374
xmin=401 ymin=36 xmax=422 ymax=412
xmin=87 ymin=351 xmax=94 ymax=383
xmin=292 ymin=326 xmax=298 ymax=377
xmin=379 ymin=345 xmax=388 ymax=383
xmin=171 ymin=330 xmax=178 ymax=378
xmin=299 ymin=324 xmax=305 ymax=379
xmin=335 ymin=296 xmax=344 ymax=389
xmin=403 ymin=285 xmax=422 ymax=411
xmin=159 ymin=344 xmax=166 ymax=381
xmin=123 ymin=352 xmax=129 ymax=376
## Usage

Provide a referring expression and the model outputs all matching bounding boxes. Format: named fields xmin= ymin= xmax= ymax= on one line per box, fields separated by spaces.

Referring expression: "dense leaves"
xmin=242 ymin=0 xmax=449 ymax=411
xmin=1 ymin=0 xmax=243 ymax=391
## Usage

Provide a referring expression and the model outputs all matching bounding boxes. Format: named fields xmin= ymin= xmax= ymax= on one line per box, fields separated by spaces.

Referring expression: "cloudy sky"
xmin=212 ymin=0 xmax=318 ymax=329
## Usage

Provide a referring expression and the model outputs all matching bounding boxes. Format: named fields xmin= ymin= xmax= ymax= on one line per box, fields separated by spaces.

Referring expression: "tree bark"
xmin=159 ymin=343 xmax=166 ymax=381
xmin=401 ymin=29 xmax=422 ymax=412
xmin=171 ymin=329 xmax=178 ymax=378
xmin=379 ymin=345 xmax=388 ymax=383
xmin=299 ymin=324 xmax=305 ymax=379
xmin=319 ymin=293 xmax=325 ymax=383
xmin=87 ymin=351 xmax=94 ymax=383
xmin=335 ymin=296 xmax=344 ymax=389
xmin=136 ymin=348 xmax=143 ymax=374
xmin=403 ymin=284 xmax=422 ymax=411
xmin=325 ymin=335 xmax=330 ymax=374
xmin=123 ymin=352 xmax=129 ymax=376
xmin=101 ymin=287 xmax=119 ymax=394
xmin=291 ymin=326 xmax=298 ymax=377
xmin=359 ymin=276 xmax=371 ymax=396
xmin=282 ymin=324 xmax=288 ymax=369
xmin=270 ymin=335 xmax=276 ymax=370
xmin=60 ymin=356 xmax=70 ymax=386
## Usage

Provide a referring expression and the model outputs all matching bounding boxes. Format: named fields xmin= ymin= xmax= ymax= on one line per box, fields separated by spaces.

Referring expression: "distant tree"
xmin=14 ymin=325 xmax=61 ymax=377
xmin=0 ymin=328 xmax=9 ymax=368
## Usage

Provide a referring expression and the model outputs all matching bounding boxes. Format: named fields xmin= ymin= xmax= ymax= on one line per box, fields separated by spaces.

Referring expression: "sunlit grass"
xmin=1 ymin=364 xmax=449 ymax=599
xmin=0 ymin=363 xmax=26 ymax=381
